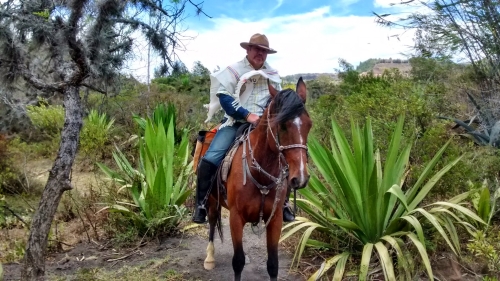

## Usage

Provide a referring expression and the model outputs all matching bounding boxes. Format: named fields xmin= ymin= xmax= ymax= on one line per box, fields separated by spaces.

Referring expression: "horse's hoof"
xmin=204 ymin=260 xmax=215 ymax=270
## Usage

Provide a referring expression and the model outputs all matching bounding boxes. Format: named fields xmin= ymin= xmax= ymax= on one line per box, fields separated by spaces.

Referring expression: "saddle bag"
xmin=192 ymin=125 xmax=220 ymax=173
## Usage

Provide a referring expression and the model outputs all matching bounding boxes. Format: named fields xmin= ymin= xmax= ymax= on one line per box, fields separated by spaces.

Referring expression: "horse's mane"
xmin=266 ymin=89 xmax=306 ymax=125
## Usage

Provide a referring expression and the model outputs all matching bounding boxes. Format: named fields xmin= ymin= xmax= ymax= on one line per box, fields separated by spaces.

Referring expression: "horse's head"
xmin=266 ymin=78 xmax=312 ymax=190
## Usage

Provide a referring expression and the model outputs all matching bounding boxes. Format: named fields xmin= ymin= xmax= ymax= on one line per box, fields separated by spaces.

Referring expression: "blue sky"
xmin=131 ymin=0 xmax=418 ymax=81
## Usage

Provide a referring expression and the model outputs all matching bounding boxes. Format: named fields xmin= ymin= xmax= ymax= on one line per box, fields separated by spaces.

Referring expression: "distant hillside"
xmin=357 ymin=58 xmax=411 ymax=76
xmin=282 ymin=73 xmax=338 ymax=83
xmin=371 ymin=62 xmax=411 ymax=76
xmin=283 ymin=59 xmax=412 ymax=83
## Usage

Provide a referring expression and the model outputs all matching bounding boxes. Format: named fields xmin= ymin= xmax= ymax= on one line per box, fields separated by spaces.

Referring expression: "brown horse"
xmin=203 ymin=78 xmax=312 ymax=281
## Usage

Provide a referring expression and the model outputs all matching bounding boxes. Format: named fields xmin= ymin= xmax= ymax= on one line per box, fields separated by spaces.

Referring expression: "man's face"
xmin=246 ymin=46 xmax=268 ymax=69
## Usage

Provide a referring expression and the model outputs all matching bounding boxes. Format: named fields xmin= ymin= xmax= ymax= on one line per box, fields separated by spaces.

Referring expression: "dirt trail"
xmin=3 ymin=217 xmax=306 ymax=281
xmin=24 ymin=158 xmax=101 ymax=193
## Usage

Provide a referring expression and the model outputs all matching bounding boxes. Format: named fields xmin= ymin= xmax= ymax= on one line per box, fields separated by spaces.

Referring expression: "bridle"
xmin=241 ymin=99 xmax=308 ymax=233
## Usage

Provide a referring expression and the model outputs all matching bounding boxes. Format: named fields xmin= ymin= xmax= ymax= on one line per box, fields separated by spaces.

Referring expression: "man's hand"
xmin=246 ymin=113 xmax=260 ymax=125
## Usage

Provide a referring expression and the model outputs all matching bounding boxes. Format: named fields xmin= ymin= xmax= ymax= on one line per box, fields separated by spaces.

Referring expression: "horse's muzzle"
xmin=290 ymin=175 xmax=310 ymax=190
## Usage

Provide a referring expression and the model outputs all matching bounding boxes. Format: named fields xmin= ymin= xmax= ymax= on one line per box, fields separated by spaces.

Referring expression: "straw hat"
xmin=240 ymin=33 xmax=277 ymax=54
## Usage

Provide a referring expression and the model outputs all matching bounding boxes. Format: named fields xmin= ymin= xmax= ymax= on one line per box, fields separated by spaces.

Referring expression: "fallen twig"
xmin=106 ymin=249 xmax=142 ymax=262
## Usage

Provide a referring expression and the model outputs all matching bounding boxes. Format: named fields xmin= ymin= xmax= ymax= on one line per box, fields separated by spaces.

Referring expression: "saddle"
xmin=220 ymin=122 xmax=252 ymax=181
xmin=215 ymin=122 xmax=253 ymax=202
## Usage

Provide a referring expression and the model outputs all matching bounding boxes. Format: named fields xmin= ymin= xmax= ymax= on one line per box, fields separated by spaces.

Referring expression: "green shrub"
xmin=79 ymin=109 xmax=115 ymax=159
xmin=467 ymin=229 xmax=500 ymax=274
xmin=0 ymin=135 xmax=16 ymax=194
xmin=0 ymin=136 xmax=35 ymax=195
xmin=24 ymin=98 xmax=65 ymax=156
xmin=309 ymin=93 xmax=343 ymax=145
xmin=26 ymin=98 xmax=65 ymax=139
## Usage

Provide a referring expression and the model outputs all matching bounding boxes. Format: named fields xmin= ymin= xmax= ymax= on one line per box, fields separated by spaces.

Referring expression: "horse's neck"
xmin=248 ymin=124 xmax=279 ymax=173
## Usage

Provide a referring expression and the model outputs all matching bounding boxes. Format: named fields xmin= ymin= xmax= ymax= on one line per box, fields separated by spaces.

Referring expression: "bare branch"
xmin=187 ymin=0 xmax=212 ymax=18
xmin=18 ymin=65 xmax=65 ymax=93
xmin=81 ymin=83 xmax=107 ymax=94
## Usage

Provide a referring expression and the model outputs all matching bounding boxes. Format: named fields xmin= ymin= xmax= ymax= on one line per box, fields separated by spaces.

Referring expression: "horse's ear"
xmin=296 ymin=77 xmax=307 ymax=102
xmin=267 ymin=79 xmax=278 ymax=98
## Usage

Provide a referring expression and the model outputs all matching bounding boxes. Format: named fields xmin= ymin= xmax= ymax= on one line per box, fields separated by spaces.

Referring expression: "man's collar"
xmin=244 ymin=56 xmax=267 ymax=70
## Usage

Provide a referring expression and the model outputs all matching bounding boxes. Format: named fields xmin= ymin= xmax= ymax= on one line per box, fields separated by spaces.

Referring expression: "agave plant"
xmin=439 ymin=92 xmax=500 ymax=148
xmin=98 ymin=108 xmax=192 ymax=231
xmin=281 ymin=116 xmax=484 ymax=280
xmin=133 ymin=102 xmax=184 ymax=144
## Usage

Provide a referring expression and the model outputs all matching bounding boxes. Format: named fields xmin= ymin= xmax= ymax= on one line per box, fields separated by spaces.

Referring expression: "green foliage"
xmin=153 ymin=67 xmax=209 ymax=95
xmin=467 ymin=230 xmax=500 ymax=274
xmin=26 ymin=98 xmax=65 ymax=139
xmin=405 ymin=122 xmax=477 ymax=197
xmin=32 ymin=9 xmax=50 ymax=20
xmin=170 ymin=61 xmax=189 ymax=78
xmin=409 ymin=57 xmax=455 ymax=83
xmin=356 ymin=58 xmax=379 ymax=73
xmin=97 ymin=104 xmax=192 ymax=236
xmin=0 ymin=165 xmax=17 ymax=195
xmin=305 ymin=75 xmax=337 ymax=100
xmin=0 ymin=136 xmax=16 ymax=194
xmin=312 ymin=68 xmax=435 ymax=153
xmin=281 ymin=116 xmax=483 ymax=280
xmin=192 ymin=60 xmax=211 ymax=78
xmin=471 ymin=180 xmax=500 ymax=229
xmin=336 ymin=59 xmax=360 ymax=95
xmin=79 ymin=109 xmax=115 ymax=158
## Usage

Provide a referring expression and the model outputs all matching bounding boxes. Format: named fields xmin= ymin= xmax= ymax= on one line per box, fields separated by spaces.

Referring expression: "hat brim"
xmin=240 ymin=42 xmax=277 ymax=54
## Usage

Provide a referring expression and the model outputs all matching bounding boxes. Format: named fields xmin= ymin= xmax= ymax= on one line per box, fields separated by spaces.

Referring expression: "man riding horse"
xmin=192 ymin=33 xmax=295 ymax=224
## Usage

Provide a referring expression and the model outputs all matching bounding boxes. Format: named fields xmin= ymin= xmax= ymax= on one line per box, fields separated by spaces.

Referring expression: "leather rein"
xmin=241 ymin=100 xmax=308 ymax=232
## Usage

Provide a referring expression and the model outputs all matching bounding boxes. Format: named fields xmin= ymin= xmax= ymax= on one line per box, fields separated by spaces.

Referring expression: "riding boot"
xmin=283 ymin=189 xmax=295 ymax=222
xmin=192 ymin=158 xmax=218 ymax=224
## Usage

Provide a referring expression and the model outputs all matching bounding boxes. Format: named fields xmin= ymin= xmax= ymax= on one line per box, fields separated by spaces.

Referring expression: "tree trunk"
xmin=21 ymin=86 xmax=83 ymax=281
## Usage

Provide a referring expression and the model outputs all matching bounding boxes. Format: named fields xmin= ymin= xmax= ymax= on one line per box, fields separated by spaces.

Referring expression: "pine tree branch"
xmin=187 ymin=0 xmax=212 ymax=18
xmin=19 ymin=65 xmax=65 ymax=93
xmin=66 ymin=0 xmax=89 ymax=84
xmin=81 ymin=83 xmax=107 ymax=95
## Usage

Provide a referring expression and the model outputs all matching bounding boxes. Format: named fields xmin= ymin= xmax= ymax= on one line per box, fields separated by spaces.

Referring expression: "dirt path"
xmin=3 ymin=217 xmax=306 ymax=281
xmin=24 ymin=158 xmax=101 ymax=194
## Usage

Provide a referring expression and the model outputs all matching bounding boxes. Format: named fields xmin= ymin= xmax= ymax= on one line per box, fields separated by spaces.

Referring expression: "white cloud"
xmin=133 ymin=6 xmax=415 ymax=81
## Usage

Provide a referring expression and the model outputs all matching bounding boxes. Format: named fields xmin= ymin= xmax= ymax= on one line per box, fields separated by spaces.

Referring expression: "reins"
xmin=242 ymin=100 xmax=308 ymax=235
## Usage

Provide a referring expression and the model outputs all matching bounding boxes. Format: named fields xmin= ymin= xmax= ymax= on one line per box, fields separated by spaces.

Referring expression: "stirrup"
xmin=192 ymin=205 xmax=208 ymax=224
xmin=283 ymin=205 xmax=295 ymax=222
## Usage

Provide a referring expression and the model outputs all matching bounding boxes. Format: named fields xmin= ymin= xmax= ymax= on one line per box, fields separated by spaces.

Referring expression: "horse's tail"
xmin=216 ymin=206 xmax=223 ymax=242
xmin=216 ymin=173 xmax=225 ymax=242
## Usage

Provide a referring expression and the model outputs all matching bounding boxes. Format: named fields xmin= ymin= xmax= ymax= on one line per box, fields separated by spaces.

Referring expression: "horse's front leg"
xmin=204 ymin=198 xmax=219 ymax=270
xmin=230 ymin=210 xmax=246 ymax=281
xmin=266 ymin=214 xmax=283 ymax=281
